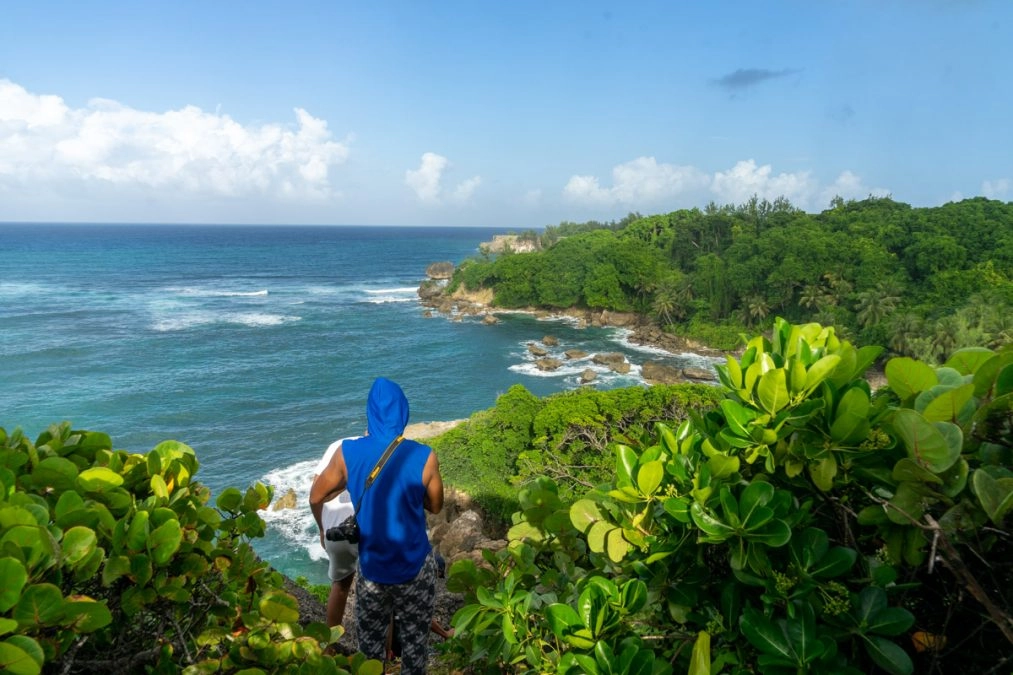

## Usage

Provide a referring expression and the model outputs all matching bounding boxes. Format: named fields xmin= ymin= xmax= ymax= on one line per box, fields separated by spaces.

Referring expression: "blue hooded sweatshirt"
xmin=342 ymin=377 xmax=432 ymax=584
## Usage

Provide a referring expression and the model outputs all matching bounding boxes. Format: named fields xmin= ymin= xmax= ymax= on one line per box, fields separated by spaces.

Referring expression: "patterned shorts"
xmin=354 ymin=551 xmax=437 ymax=675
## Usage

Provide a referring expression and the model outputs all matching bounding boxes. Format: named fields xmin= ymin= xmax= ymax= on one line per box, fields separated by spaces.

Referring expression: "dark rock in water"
xmin=592 ymin=352 xmax=627 ymax=367
xmin=580 ymin=368 xmax=598 ymax=383
xmin=481 ymin=314 xmax=499 ymax=325
xmin=542 ymin=335 xmax=559 ymax=346
xmin=426 ymin=261 xmax=455 ymax=280
xmin=528 ymin=343 xmax=548 ymax=356
xmin=641 ymin=361 xmax=683 ymax=385
xmin=535 ymin=358 xmax=563 ymax=371
xmin=418 ymin=278 xmax=446 ymax=301
xmin=683 ymin=366 xmax=717 ymax=381
xmin=565 ymin=349 xmax=588 ymax=360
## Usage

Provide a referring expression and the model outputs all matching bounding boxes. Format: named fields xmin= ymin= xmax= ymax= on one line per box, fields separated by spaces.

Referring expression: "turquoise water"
xmin=0 ymin=223 xmax=718 ymax=583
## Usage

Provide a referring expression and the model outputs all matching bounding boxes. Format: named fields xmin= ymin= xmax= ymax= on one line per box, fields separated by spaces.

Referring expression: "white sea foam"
xmin=0 ymin=281 xmax=49 ymax=297
xmin=611 ymin=327 xmax=723 ymax=372
xmin=169 ymin=286 xmax=269 ymax=297
xmin=150 ymin=311 xmax=301 ymax=331
xmin=362 ymin=286 xmax=419 ymax=304
xmin=259 ymin=459 xmax=326 ymax=562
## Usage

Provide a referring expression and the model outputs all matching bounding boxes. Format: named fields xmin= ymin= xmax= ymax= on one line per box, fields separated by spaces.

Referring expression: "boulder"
xmin=437 ymin=510 xmax=486 ymax=561
xmin=642 ymin=361 xmax=683 ymax=385
xmin=482 ymin=314 xmax=499 ymax=325
xmin=592 ymin=352 xmax=627 ymax=367
xmin=542 ymin=335 xmax=559 ymax=346
xmin=535 ymin=358 xmax=563 ymax=371
xmin=580 ymin=368 xmax=598 ymax=384
xmin=417 ymin=278 xmax=445 ymax=301
xmin=564 ymin=349 xmax=588 ymax=360
xmin=272 ymin=488 xmax=297 ymax=511
xmin=683 ymin=366 xmax=717 ymax=381
xmin=528 ymin=343 xmax=549 ymax=357
xmin=425 ymin=261 xmax=455 ymax=280
xmin=610 ymin=361 xmax=631 ymax=374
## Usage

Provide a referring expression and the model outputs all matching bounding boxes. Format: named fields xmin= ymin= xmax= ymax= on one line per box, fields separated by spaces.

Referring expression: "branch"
xmin=923 ymin=514 xmax=1013 ymax=646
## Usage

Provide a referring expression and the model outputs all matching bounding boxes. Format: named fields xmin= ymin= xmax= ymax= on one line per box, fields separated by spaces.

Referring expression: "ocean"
xmin=0 ymin=223 xmax=719 ymax=584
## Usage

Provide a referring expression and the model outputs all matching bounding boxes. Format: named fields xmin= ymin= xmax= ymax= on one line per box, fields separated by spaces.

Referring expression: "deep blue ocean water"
xmin=0 ymin=223 xmax=718 ymax=583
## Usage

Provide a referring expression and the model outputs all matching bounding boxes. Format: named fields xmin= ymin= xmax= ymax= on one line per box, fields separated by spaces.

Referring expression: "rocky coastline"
xmin=418 ymin=260 xmax=729 ymax=385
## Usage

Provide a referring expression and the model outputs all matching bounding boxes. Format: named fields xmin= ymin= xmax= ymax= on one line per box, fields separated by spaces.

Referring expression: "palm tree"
xmin=742 ymin=294 xmax=770 ymax=327
xmin=855 ymin=283 xmax=900 ymax=328
xmin=799 ymin=284 xmax=823 ymax=310
xmin=652 ymin=288 xmax=677 ymax=326
xmin=931 ymin=316 xmax=961 ymax=363
xmin=889 ymin=313 xmax=923 ymax=356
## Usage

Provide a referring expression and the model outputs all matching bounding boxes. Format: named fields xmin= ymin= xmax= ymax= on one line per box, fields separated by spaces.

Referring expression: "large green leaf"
xmin=885 ymin=357 xmax=937 ymax=401
xmin=30 ymin=456 xmax=78 ymax=492
xmin=758 ymin=369 xmax=789 ymax=414
xmin=570 ymin=499 xmax=608 ymax=533
xmin=62 ymin=595 xmax=113 ymax=632
xmin=636 ymin=461 xmax=664 ymax=496
xmin=921 ymin=383 xmax=975 ymax=424
xmin=971 ymin=470 xmax=1013 ymax=526
xmin=259 ymin=590 xmax=300 ymax=623
xmin=0 ymin=639 xmax=42 ymax=675
xmin=740 ymin=608 xmax=797 ymax=668
xmin=12 ymin=583 xmax=64 ymax=626
xmin=804 ymin=354 xmax=842 ymax=393
xmin=688 ymin=631 xmax=711 ymax=675
xmin=149 ymin=519 xmax=182 ymax=565
xmin=830 ymin=387 xmax=871 ymax=445
xmin=944 ymin=348 xmax=994 ymax=376
xmin=61 ymin=526 xmax=98 ymax=567
xmin=891 ymin=409 xmax=961 ymax=473
xmin=76 ymin=467 xmax=124 ymax=492
xmin=863 ymin=635 xmax=913 ymax=675
xmin=0 ymin=559 xmax=27 ymax=613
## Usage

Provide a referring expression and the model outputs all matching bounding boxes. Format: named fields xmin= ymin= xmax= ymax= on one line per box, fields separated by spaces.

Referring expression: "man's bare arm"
xmin=309 ymin=445 xmax=348 ymax=532
xmin=422 ymin=450 xmax=444 ymax=515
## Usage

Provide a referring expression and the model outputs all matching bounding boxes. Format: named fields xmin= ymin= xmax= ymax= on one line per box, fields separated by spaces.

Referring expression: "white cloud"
xmin=563 ymin=156 xmax=890 ymax=212
xmin=711 ymin=159 xmax=815 ymax=206
xmin=817 ymin=170 xmax=890 ymax=209
xmin=564 ymin=156 xmax=709 ymax=205
xmin=982 ymin=178 xmax=1011 ymax=200
xmin=404 ymin=152 xmax=481 ymax=205
xmin=0 ymin=78 xmax=349 ymax=201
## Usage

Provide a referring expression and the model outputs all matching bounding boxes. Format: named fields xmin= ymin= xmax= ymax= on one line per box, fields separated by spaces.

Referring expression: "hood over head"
xmin=365 ymin=377 xmax=409 ymax=442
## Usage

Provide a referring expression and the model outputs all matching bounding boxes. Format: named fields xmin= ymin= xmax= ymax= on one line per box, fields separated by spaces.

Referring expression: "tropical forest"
xmin=2 ymin=196 xmax=1011 ymax=674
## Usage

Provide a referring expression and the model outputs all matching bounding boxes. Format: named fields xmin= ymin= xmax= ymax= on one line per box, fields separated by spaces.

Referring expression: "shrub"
xmin=0 ymin=423 xmax=381 ymax=674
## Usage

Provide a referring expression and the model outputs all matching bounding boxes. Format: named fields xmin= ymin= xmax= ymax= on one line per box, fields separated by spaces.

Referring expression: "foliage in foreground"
xmin=0 ymin=424 xmax=384 ymax=674
xmin=445 ymin=318 xmax=1012 ymax=674
xmin=429 ymin=383 xmax=723 ymax=526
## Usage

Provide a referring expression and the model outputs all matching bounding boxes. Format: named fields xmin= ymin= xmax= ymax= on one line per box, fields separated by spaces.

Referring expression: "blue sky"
xmin=1 ymin=1 xmax=1010 ymax=227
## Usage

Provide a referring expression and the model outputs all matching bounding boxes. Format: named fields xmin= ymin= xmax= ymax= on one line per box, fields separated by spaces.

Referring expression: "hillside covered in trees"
xmin=448 ymin=196 xmax=1013 ymax=359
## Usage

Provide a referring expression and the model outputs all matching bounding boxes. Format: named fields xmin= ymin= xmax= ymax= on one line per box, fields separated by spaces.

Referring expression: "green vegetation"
xmin=4 ymin=317 xmax=1010 ymax=673
xmin=447 ymin=196 xmax=1013 ymax=360
xmin=0 ymin=424 xmax=382 ymax=674
xmin=429 ymin=383 xmax=723 ymax=526
xmin=443 ymin=318 xmax=1012 ymax=674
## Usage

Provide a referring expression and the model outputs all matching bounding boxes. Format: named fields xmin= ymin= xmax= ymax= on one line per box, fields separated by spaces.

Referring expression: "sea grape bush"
xmin=447 ymin=318 xmax=1012 ymax=674
xmin=0 ymin=423 xmax=382 ymax=674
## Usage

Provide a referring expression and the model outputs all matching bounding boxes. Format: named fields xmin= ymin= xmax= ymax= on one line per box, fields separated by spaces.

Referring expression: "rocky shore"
xmin=418 ymin=260 xmax=729 ymax=385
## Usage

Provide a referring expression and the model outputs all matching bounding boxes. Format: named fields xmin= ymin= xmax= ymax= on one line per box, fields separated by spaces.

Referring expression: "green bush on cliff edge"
xmin=0 ymin=424 xmax=381 ymax=674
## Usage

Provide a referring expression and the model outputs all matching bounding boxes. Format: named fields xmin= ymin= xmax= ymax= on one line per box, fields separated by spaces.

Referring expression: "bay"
xmin=0 ymin=223 xmax=718 ymax=583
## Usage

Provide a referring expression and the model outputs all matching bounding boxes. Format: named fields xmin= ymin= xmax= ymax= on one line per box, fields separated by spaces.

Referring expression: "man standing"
xmin=311 ymin=435 xmax=360 ymax=628
xmin=310 ymin=377 xmax=444 ymax=674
